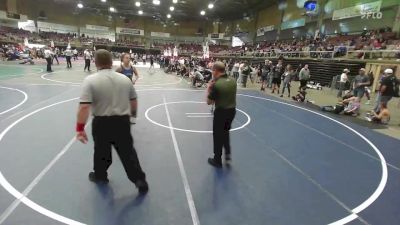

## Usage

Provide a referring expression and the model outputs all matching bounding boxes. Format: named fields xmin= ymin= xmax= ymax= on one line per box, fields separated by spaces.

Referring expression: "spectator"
xmin=375 ymin=68 xmax=398 ymax=112
xmin=352 ymin=68 xmax=370 ymax=99
xmin=298 ymin=64 xmax=310 ymax=90
xmin=337 ymin=68 xmax=350 ymax=98
xmin=366 ymin=101 xmax=390 ymax=124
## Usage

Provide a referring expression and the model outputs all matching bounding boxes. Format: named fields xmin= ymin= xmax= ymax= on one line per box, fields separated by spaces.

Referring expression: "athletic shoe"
xmin=365 ymin=100 xmax=371 ymax=105
xmin=135 ymin=180 xmax=149 ymax=194
xmin=225 ymin=154 xmax=232 ymax=164
xmin=88 ymin=172 xmax=109 ymax=184
xmin=130 ymin=117 xmax=137 ymax=124
xmin=208 ymin=158 xmax=222 ymax=168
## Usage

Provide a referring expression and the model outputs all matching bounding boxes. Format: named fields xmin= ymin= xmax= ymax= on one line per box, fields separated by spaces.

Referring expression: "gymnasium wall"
xmin=323 ymin=7 xmax=397 ymax=34
xmin=14 ymin=0 xmax=211 ymax=38
xmin=255 ymin=0 xmax=400 ymax=41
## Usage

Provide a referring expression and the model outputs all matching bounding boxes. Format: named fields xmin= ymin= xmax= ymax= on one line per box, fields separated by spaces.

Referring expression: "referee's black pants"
xmin=92 ymin=116 xmax=146 ymax=183
xmin=66 ymin=56 xmax=72 ymax=68
xmin=45 ymin=57 xmax=52 ymax=72
xmin=84 ymin=59 xmax=91 ymax=71
xmin=213 ymin=108 xmax=236 ymax=163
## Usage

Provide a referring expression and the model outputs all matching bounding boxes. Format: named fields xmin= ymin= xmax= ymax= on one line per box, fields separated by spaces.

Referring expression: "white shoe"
xmin=130 ymin=117 xmax=137 ymax=124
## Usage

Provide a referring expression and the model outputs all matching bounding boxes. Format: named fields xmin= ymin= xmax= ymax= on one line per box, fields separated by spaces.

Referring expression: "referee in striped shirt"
xmin=76 ymin=49 xmax=148 ymax=194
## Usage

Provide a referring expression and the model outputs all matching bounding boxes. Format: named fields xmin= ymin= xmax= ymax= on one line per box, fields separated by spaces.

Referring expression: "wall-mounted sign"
xmin=280 ymin=18 xmax=306 ymax=30
xmin=208 ymin=33 xmax=224 ymax=39
xmin=332 ymin=1 xmax=381 ymax=20
xmin=256 ymin=25 xmax=275 ymax=36
xmin=86 ymin=24 xmax=109 ymax=31
xmin=116 ymin=27 xmax=144 ymax=36
xmin=151 ymin=32 xmax=170 ymax=38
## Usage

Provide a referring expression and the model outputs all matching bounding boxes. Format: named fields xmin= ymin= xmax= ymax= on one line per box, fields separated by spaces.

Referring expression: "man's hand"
xmin=207 ymin=80 xmax=215 ymax=93
xmin=76 ymin=131 xmax=88 ymax=144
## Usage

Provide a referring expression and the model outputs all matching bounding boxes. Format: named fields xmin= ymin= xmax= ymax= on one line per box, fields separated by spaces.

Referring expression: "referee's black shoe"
xmin=88 ymin=172 xmax=109 ymax=184
xmin=208 ymin=158 xmax=222 ymax=168
xmin=135 ymin=180 xmax=149 ymax=194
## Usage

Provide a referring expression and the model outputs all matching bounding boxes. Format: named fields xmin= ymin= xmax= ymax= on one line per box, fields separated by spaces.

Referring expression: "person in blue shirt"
xmin=116 ymin=53 xmax=139 ymax=84
xmin=116 ymin=53 xmax=140 ymax=124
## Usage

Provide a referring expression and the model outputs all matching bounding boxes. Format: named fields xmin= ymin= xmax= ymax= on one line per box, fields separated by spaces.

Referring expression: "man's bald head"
xmin=95 ymin=49 xmax=113 ymax=69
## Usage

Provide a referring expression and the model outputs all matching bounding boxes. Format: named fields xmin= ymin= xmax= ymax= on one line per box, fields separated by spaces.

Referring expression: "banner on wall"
xmin=281 ymin=18 xmax=306 ymax=30
xmin=332 ymin=1 xmax=382 ymax=21
xmin=256 ymin=25 xmax=275 ymax=37
xmin=38 ymin=21 xmax=78 ymax=33
xmin=86 ymin=24 xmax=109 ymax=31
xmin=151 ymin=32 xmax=170 ymax=38
xmin=18 ymin=20 xmax=36 ymax=32
xmin=208 ymin=33 xmax=224 ymax=39
xmin=116 ymin=27 xmax=144 ymax=36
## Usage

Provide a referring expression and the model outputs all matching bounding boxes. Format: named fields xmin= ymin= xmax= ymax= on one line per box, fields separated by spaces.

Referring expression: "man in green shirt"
xmin=207 ymin=61 xmax=237 ymax=168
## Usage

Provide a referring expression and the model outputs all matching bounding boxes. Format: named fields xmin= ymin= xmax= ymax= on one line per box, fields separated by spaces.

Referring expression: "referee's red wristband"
xmin=76 ymin=123 xmax=85 ymax=132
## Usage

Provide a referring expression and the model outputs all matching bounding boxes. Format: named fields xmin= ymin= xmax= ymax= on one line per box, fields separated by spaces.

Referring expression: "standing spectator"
xmin=73 ymin=48 xmax=78 ymax=61
xmin=44 ymin=47 xmax=53 ymax=72
xmin=83 ymin=49 xmax=91 ymax=72
xmin=337 ymin=68 xmax=350 ymax=98
xmin=373 ymin=72 xmax=388 ymax=112
xmin=142 ymin=54 xmax=146 ymax=65
xmin=240 ymin=61 xmax=252 ymax=88
xmin=206 ymin=62 xmax=237 ymax=168
xmin=64 ymin=47 xmax=73 ymax=68
xmin=115 ymin=53 xmax=140 ymax=124
xmin=52 ymin=47 xmax=59 ymax=65
xmin=280 ymin=64 xmax=295 ymax=98
xmin=271 ymin=60 xmax=284 ymax=94
xmin=375 ymin=68 xmax=398 ymax=112
xmin=298 ymin=64 xmax=310 ymax=90
xmin=232 ymin=61 xmax=240 ymax=82
xmin=364 ymin=71 xmax=375 ymax=105
xmin=75 ymin=49 xmax=148 ymax=194
xmin=260 ymin=60 xmax=272 ymax=91
xmin=352 ymin=68 xmax=370 ymax=100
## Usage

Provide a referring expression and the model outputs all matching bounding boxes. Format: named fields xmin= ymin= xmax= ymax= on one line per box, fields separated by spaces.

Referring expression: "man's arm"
xmin=76 ymin=79 xmax=92 ymax=144
xmin=207 ymin=80 xmax=216 ymax=105
xmin=380 ymin=85 xmax=387 ymax=94
xmin=77 ymin=104 xmax=91 ymax=124
xmin=133 ymin=67 xmax=139 ymax=84
xmin=130 ymin=99 xmax=138 ymax=116
xmin=76 ymin=103 xmax=91 ymax=144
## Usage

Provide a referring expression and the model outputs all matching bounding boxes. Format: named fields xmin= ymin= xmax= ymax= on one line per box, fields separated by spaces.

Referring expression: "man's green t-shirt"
xmin=208 ymin=74 xmax=237 ymax=109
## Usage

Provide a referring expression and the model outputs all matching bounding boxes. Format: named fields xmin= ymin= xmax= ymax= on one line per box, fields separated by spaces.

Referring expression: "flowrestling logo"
xmin=361 ymin=11 xmax=383 ymax=19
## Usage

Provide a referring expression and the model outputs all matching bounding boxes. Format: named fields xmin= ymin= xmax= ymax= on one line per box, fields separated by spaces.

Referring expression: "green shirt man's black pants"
xmin=213 ymin=108 xmax=236 ymax=163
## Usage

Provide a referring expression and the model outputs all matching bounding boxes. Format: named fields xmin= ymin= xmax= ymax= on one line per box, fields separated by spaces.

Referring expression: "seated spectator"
xmin=343 ymin=97 xmax=361 ymax=116
xmin=366 ymin=102 xmax=390 ymax=124
xmin=190 ymin=68 xmax=205 ymax=87
xmin=292 ymin=87 xmax=307 ymax=102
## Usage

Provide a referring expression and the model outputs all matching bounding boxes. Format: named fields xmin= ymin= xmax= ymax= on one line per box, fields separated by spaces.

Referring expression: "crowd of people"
xmin=2 ymin=26 xmax=399 ymax=60
xmin=156 ymin=55 xmax=398 ymax=126
xmin=2 ymin=27 xmax=399 ymax=126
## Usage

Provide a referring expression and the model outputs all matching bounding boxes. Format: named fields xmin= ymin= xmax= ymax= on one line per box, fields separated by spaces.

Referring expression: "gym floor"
xmin=0 ymin=59 xmax=399 ymax=225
